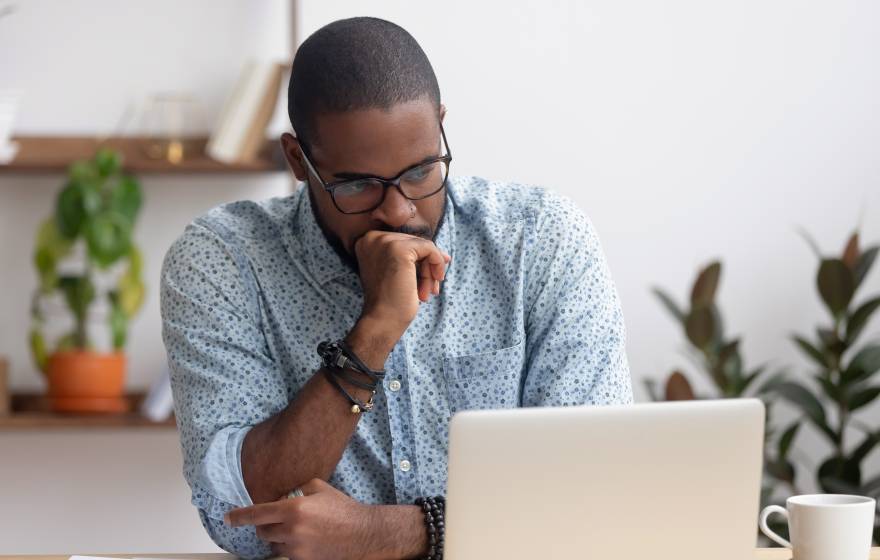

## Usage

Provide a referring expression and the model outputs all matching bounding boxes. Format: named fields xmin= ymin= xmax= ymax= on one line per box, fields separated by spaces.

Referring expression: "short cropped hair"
xmin=288 ymin=17 xmax=441 ymax=147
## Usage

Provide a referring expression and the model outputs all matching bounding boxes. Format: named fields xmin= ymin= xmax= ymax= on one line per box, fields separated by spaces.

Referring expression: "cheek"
xmin=419 ymin=195 xmax=445 ymax=229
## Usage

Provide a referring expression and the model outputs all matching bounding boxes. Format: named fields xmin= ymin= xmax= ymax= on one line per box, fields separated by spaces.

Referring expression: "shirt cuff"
xmin=196 ymin=424 xmax=255 ymax=513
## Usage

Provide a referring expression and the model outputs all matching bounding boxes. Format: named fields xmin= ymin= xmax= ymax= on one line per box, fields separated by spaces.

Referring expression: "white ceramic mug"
xmin=759 ymin=494 xmax=876 ymax=560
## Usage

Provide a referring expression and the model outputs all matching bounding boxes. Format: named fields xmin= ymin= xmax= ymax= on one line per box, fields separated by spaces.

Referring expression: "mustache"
xmin=378 ymin=223 xmax=433 ymax=239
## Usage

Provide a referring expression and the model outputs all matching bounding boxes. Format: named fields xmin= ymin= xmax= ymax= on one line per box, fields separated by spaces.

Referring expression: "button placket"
xmin=387 ymin=336 xmax=420 ymax=503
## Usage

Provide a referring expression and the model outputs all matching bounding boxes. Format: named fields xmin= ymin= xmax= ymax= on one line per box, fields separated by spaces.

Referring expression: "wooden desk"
xmin=2 ymin=552 xmax=879 ymax=560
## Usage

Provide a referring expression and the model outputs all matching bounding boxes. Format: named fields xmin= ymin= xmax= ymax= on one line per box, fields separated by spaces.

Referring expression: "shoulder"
xmin=161 ymin=193 xmax=299 ymax=292
xmin=448 ymin=175 xmax=595 ymax=241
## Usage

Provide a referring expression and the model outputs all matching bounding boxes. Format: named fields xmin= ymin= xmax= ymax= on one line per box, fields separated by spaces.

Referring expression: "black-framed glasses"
xmin=299 ymin=121 xmax=452 ymax=215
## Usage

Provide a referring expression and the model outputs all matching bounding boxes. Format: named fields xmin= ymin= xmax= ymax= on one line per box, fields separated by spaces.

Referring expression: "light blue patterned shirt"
xmin=160 ymin=176 xmax=632 ymax=559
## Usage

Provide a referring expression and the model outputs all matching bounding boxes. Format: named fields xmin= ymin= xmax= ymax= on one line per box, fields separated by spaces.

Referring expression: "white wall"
xmin=298 ymin=0 xmax=880 ymax=490
xmin=2 ymin=0 xmax=880 ymax=553
xmin=0 ymin=0 xmax=291 ymax=553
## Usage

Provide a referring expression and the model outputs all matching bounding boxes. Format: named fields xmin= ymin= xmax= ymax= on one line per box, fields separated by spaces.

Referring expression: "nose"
xmin=370 ymin=183 xmax=414 ymax=228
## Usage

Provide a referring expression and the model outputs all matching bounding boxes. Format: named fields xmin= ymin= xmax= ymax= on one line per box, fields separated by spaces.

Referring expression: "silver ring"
xmin=286 ymin=487 xmax=304 ymax=499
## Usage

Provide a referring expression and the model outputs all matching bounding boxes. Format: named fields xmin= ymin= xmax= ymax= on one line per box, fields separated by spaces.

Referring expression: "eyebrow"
xmin=331 ymin=153 xmax=440 ymax=181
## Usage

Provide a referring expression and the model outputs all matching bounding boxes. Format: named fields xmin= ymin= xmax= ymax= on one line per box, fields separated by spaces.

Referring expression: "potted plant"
xmin=29 ymin=148 xmax=145 ymax=412
xmin=775 ymin=229 xmax=880 ymax=543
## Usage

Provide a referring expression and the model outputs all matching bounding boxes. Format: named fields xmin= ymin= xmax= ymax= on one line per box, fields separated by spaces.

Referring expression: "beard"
xmin=307 ymin=184 xmax=447 ymax=274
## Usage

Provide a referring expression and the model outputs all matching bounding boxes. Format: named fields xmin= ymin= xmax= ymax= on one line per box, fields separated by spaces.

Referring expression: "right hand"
xmin=352 ymin=230 xmax=451 ymax=341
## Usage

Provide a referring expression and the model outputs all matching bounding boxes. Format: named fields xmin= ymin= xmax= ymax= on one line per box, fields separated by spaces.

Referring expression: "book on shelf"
xmin=207 ymin=59 xmax=288 ymax=164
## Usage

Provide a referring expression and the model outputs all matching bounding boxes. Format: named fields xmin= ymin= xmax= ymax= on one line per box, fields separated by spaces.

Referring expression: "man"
xmin=161 ymin=16 xmax=632 ymax=560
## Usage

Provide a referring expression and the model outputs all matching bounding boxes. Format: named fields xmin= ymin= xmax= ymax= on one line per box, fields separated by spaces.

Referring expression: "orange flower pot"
xmin=46 ymin=350 xmax=129 ymax=413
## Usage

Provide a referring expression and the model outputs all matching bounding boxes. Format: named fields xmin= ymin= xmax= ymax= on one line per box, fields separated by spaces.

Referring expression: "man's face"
xmin=281 ymin=97 xmax=448 ymax=269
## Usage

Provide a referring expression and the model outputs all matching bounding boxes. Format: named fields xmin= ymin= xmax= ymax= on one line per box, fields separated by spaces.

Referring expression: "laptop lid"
xmin=444 ymin=399 xmax=765 ymax=560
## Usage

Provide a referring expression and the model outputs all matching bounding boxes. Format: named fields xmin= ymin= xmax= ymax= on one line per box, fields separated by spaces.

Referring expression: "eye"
xmin=403 ymin=164 xmax=432 ymax=183
xmin=335 ymin=180 xmax=374 ymax=196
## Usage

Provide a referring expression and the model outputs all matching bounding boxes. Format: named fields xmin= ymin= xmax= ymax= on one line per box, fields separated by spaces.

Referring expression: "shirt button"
xmin=399 ymin=459 xmax=411 ymax=472
xmin=389 ymin=379 xmax=402 ymax=392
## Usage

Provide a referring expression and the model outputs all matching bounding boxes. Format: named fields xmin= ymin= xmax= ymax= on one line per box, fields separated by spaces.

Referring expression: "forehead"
xmin=309 ymin=97 xmax=440 ymax=177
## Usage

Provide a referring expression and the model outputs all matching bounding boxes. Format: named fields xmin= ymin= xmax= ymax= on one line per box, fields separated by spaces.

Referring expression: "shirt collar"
xmin=292 ymin=180 xmax=457 ymax=287
xmin=293 ymin=183 xmax=353 ymax=286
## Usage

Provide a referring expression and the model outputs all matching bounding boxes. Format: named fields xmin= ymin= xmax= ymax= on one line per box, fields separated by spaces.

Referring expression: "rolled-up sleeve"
xmin=160 ymin=219 xmax=287 ymax=559
xmin=521 ymin=191 xmax=633 ymax=407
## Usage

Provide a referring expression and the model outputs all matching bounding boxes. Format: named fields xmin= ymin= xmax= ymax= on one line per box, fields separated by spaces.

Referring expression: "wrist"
xmin=346 ymin=315 xmax=401 ymax=370
xmin=364 ymin=504 xmax=429 ymax=560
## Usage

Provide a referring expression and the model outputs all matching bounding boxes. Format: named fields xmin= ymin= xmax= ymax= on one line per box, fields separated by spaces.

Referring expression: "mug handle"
xmin=759 ymin=505 xmax=792 ymax=548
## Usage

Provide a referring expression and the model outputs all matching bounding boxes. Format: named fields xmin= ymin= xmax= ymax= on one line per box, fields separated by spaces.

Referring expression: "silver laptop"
xmin=444 ymin=399 xmax=765 ymax=560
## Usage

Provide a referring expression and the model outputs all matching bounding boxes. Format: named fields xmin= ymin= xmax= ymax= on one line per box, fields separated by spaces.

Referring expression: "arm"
xmin=161 ymin=222 xmax=449 ymax=558
xmin=225 ymin=478 xmax=430 ymax=560
xmin=241 ymin=316 xmax=398 ymax=504
xmin=521 ymin=192 xmax=633 ymax=407
xmin=241 ymin=229 xmax=451 ymax=504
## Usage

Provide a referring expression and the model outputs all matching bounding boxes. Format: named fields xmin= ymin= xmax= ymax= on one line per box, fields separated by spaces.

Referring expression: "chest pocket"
xmin=443 ymin=339 xmax=525 ymax=414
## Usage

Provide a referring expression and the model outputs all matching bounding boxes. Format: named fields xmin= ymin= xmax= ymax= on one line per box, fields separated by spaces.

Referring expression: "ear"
xmin=439 ymin=103 xmax=447 ymax=123
xmin=281 ymin=132 xmax=308 ymax=182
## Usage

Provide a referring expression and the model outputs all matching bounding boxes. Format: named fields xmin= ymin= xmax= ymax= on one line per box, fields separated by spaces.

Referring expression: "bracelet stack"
xmin=317 ymin=339 xmax=386 ymax=414
xmin=415 ymin=495 xmax=445 ymax=560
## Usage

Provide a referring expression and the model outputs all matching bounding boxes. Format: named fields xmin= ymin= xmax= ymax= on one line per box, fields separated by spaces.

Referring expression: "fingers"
xmin=225 ymin=501 xmax=285 ymax=527
xmin=256 ymin=522 xmax=288 ymax=543
xmin=419 ymin=259 xmax=433 ymax=302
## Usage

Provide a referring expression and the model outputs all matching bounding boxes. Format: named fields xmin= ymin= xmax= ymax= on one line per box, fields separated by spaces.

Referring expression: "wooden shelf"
xmin=0 ymin=136 xmax=287 ymax=174
xmin=0 ymin=392 xmax=176 ymax=430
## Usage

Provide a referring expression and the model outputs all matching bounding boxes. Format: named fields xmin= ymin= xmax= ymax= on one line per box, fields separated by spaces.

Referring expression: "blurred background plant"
xmin=775 ymin=229 xmax=880 ymax=543
xmin=647 ymin=262 xmax=793 ymax=505
xmin=29 ymin=147 xmax=145 ymax=370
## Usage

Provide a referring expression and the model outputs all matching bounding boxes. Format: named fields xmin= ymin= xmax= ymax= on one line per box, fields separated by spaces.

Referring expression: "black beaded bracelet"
xmin=415 ymin=495 xmax=445 ymax=560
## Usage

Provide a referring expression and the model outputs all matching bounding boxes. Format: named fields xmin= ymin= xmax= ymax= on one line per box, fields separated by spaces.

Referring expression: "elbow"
xmin=199 ymin=508 xmax=273 ymax=560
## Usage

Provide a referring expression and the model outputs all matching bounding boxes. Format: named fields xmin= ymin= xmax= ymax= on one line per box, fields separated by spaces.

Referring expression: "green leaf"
xmin=56 ymin=331 xmax=79 ymax=351
xmin=796 ymin=227 xmax=822 ymax=258
xmin=108 ymin=294 xmax=128 ymax=350
xmin=33 ymin=218 xmax=74 ymax=293
xmin=109 ymin=175 xmax=142 ymax=225
xmin=35 ymin=217 xmax=73 ymax=259
xmin=55 ymin=181 xmax=87 ymax=238
xmin=117 ymin=267 xmax=145 ymax=317
xmin=644 ymin=379 xmax=661 ymax=402
xmin=690 ymin=261 xmax=721 ymax=307
xmin=652 ymin=288 xmax=685 ymax=324
xmin=755 ymin=371 xmax=787 ymax=395
xmin=28 ymin=328 xmax=48 ymax=373
xmin=737 ymin=365 xmax=764 ymax=395
xmin=863 ymin=472 xmax=880 ymax=496
xmin=775 ymin=381 xmax=838 ymax=444
xmin=127 ymin=244 xmax=144 ymax=277
xmin=849 ymin=431 xmax=880 ymax=465
xmin=855 ymin=246 xmax=878 ymax=287
xmin=58 ymin=276 xmax=95 ymax=324
xmin=68 ymin=160 xmax=97 ymax=183
xmin=819 ymin=472 xmax=862 ymax=495
xmin=792 ymin=335 xmax=829 ymax=368
xmin=846 ymin=296 xmax=880 ymax=345
xmin=94 ymin=147 xmax=122 ymax=177
xmin=849 ymin=386 xmax=880 ymax=412
xmin=766 ymin=458 xmax=796 ymax=484
xmin=815 ymin=375 xmax=841 ymax=402
xmin=842 ymin=345 xmax=880 ymax=385
xmin=664 ymin=371 xmax=696 ymax=401
xmin=685 ymin=306 xmax=715 ymax=349
xmin=85 ymin=211 xmax=132 ymax=267
xmin=817 ymin=259 xmax=856 ymax=318
xmin=778 ymin=422 xmax=800 ymax=459
xmin=842 ymin=231 xmax=860 ymax=270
